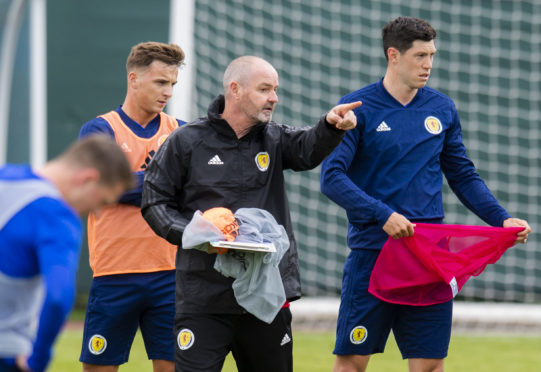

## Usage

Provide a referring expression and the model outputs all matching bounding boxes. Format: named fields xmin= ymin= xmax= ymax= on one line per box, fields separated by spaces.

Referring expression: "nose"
xmin=269 ymin=90 xmax=278 ymax=103
xmin=424 ymin=56 xmax=433 ymax=70
xmin=164 ymin=85 xmax=174 ymax=98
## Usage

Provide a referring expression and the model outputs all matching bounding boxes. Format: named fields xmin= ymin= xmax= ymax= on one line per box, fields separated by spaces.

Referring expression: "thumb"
xmin=326 ymin=110 xmax=342 ymax=125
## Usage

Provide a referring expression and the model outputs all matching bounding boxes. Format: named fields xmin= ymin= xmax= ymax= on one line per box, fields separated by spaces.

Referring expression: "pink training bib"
xmin=368 ymin=223 xmax=523 ymax=306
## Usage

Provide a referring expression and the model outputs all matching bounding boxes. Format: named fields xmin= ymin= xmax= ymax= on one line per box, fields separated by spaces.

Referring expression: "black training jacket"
xmin=142 ymin=95 xmax=345 ymax=314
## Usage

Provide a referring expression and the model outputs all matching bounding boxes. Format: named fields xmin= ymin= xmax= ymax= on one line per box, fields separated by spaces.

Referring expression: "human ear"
xmin=73 ymin=167 xmax=100 ymax=187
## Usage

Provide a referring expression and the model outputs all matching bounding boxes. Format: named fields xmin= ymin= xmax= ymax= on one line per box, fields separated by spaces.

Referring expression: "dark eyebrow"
xmin=154 ymin=78 xmax=173 ymax=84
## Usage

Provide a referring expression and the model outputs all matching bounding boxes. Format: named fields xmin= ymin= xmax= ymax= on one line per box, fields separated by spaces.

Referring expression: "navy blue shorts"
xmin=79 ymin=270 xmax=175 ymax=365
xmin=0 ymin=358 xmax=21 ymax=371
xmin=175 ymin=308 xmax=293 ymax=372
xmin=334 ymin=249 xmax=452 ymax=359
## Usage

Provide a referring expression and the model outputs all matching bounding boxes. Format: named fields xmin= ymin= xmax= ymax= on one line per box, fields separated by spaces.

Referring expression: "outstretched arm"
xmin=280 ymin=101 xmax=362 ymax=171
xmin=442 ymin=105 xmax=512 ymax=227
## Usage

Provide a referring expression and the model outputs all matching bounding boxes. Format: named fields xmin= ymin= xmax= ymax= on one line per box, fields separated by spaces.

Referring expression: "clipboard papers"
xmin=210 ymin=240 xmax=276 ymax=253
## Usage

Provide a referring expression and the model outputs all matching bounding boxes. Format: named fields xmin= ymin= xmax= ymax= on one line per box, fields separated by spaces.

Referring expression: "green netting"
xmin=2 ymin=0 xmax=540 ymax=302
xmin=191 ymin=0 xmax=541 ymax=301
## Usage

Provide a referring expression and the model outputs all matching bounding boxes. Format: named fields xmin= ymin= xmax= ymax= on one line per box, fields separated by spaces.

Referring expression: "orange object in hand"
xmin=201 ymin=207 xmax=239 ymax=254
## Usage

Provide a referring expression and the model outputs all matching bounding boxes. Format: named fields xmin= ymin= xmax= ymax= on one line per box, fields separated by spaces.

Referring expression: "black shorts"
xmin=174 ymin=307 xmax=293 ymax=372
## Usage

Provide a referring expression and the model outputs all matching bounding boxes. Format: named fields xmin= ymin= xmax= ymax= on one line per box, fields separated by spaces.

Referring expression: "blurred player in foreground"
xmin=0 ymin=135 xmax=133 ymax=372
xmin=78 ymin=42 xmax=185 ymax=372
xmin=142 ymin=55 xmax=360 ymax=372
xmin=320 ymin=16 xmax=531 ymax=372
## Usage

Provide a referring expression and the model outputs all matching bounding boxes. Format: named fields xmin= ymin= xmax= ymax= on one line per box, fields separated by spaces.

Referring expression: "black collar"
xmin=207 ymin=95 xmax=268 ymax=140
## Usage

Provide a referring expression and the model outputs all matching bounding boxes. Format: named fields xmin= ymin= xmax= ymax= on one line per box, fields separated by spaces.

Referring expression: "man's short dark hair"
xmin=382 ymin=16 xmax=437 ymax=60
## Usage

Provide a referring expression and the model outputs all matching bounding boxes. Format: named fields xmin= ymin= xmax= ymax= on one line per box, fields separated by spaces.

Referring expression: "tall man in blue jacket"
xmin=320 ymin=16 xmax=530 ymax=372
xmin=142 ymin=55 xmax=360 ymax=372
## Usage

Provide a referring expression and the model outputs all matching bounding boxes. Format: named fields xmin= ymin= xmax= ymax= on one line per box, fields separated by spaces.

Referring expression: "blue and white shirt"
xmin=0 ymin=165 xmax=81 ymax=372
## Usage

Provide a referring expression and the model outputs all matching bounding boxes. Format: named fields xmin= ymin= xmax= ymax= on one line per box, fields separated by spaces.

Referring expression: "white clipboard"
xmin=210 ymin=240 xmax=276 ymax=253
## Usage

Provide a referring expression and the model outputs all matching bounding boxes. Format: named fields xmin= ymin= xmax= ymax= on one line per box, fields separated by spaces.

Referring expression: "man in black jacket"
xmin=141 ymin=55 xmax=360 ymax=372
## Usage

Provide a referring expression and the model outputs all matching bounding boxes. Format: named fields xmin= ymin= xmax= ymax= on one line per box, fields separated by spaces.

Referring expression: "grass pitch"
xmin=50 ymin=326 xmax=541 ymax=371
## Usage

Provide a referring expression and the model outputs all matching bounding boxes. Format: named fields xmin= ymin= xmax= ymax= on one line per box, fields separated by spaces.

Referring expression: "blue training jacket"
xmin=320 ymin=79 xmax=510 ymax=250
xmin=0 ymin=165 xmax=81 ymax=372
